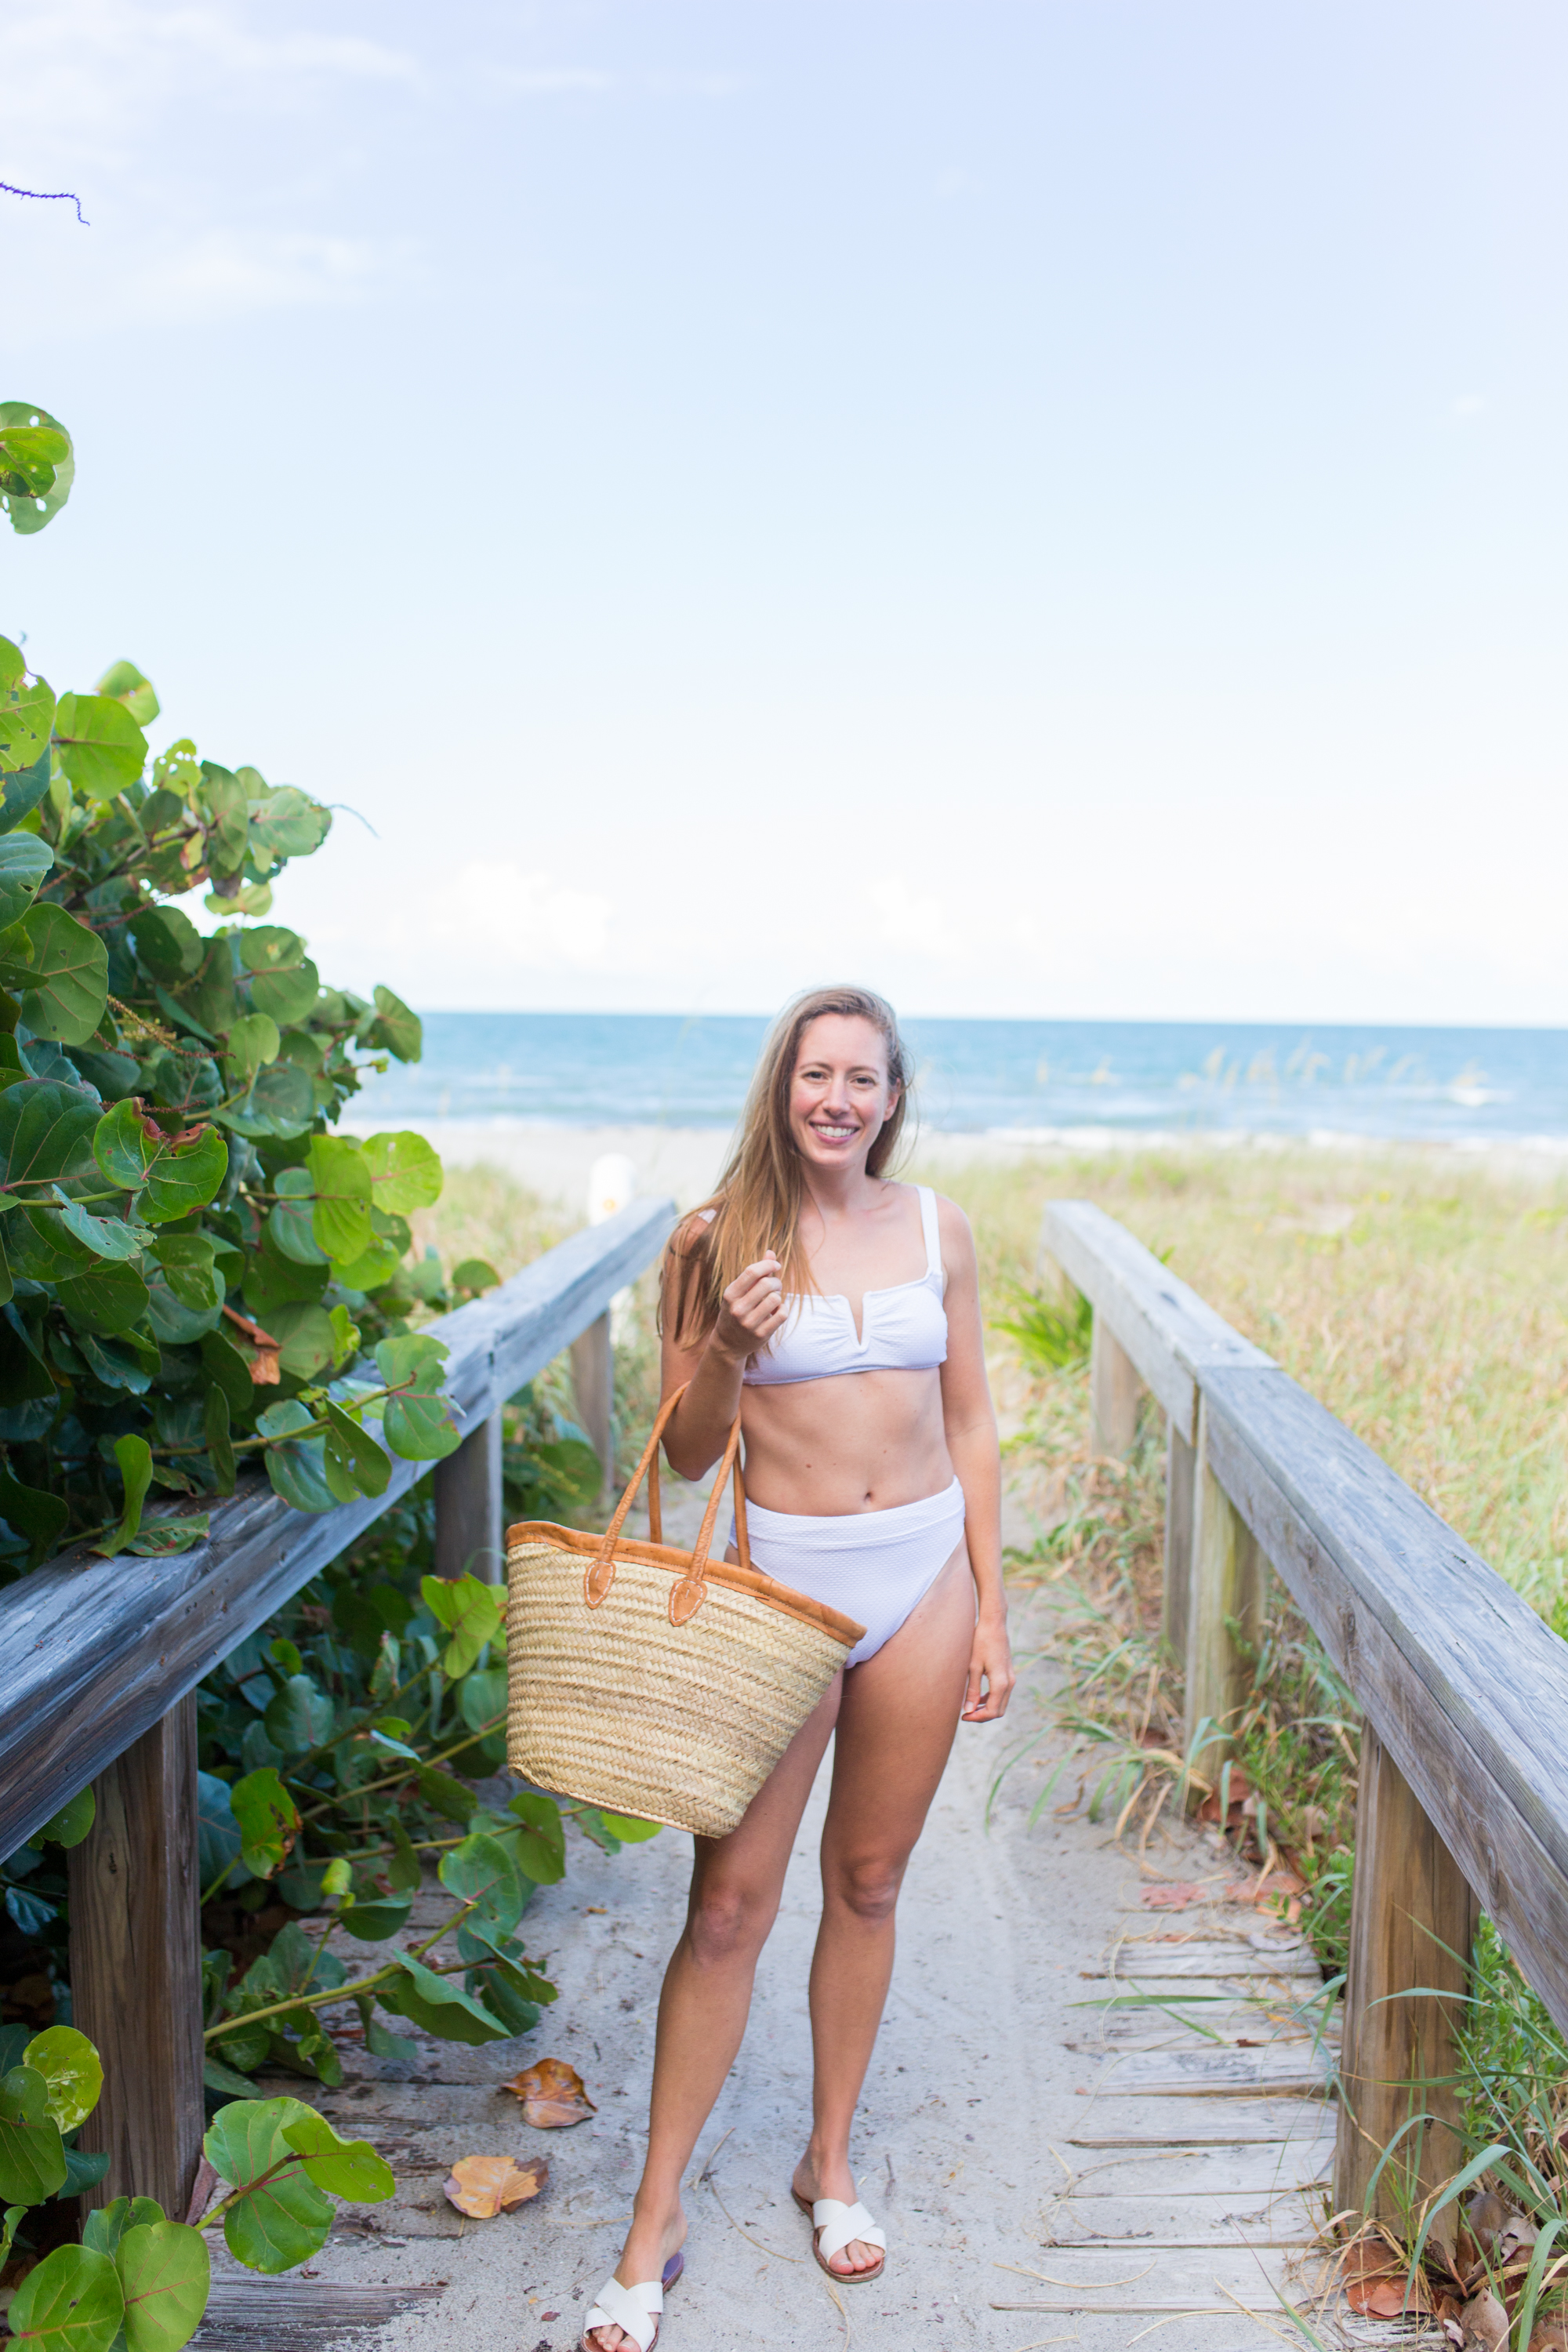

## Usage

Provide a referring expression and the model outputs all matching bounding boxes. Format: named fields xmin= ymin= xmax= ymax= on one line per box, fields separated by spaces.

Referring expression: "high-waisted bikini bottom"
xmin=730 ymin=1477 xmax=967 ymax=1668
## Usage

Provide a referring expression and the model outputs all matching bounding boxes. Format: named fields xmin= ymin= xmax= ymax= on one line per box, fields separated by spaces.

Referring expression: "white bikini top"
xmin=739 ymin=1185 xmax=948 ymax=1387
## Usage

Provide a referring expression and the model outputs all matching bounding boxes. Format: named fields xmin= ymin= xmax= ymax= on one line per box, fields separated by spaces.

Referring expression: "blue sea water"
xmin=350 ymin=1014 xmax=1568 ymax=1145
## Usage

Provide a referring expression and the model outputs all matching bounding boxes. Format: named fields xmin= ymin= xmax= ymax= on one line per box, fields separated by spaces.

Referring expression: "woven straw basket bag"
xmin=506 ymin=1384 xmax=863 ymax=1838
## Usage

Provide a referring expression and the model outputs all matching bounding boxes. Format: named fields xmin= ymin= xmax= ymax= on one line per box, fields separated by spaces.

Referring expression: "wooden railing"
xmin=1042 ymin=1200 xmax=1568 ymax=2235
xmin=0 ymin=1193 xmax=677 ymax=2219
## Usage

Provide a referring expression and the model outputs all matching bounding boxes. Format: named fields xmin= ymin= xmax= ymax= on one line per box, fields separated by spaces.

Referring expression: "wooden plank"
xmin=1200 ymin=1360 xmax=1568 ymax=2042
xmin=1334 ymin=1721 xmax=1475 ymax=2238
xmin=1092 ymin=1940 xmax=1323 ymax=1979
xmin=1163 ymin=1414 xmax=1196 ymax=1666
xmin=1069 ymin=2096 xmax=1334 ymax=2147
xmin=1048 ymin=2188 xmax=1319 ymax=2245
xmin=1059 ymin=2143 xmax=1334 ymax=2197
xmin=569 ymin=1308 xmax=614 ymax=1500
xmin=1083 ymin=2046 xmax=1332 ymax=2096
xmin=67 ymin=1697 xmax=203 ymax=2217
xmin=1041 ymin=1200 xmax=1272 ymax=1444
xmin=193 ymin=2280 xmax=445 ymax=2348
xmin=1091 ymin=1311 xmax=1142 ymax=1457
xmin=1185 ymin=1398 xmax=1268 ymax=1778
xmin=0 ymin=1195 xmax=676 ymax=1855
xmin=989 ymin=2243 xmax=1295 ymax=2313
xmin=433 ymin=1410 xmax=503 ymax=1584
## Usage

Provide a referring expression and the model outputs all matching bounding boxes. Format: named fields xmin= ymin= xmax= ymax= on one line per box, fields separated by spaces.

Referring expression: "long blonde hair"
xmin=663 ymin=984 xmax=915 ymax=1345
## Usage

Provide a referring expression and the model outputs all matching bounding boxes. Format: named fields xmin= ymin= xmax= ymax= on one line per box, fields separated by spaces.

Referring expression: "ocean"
xmin=351 ymin=1014 xmax=1568 ymax=1147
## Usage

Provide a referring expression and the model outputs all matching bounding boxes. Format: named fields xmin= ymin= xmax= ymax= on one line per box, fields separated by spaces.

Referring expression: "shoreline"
xmin=340 ymin=1116 xmax=1568 ymax=1211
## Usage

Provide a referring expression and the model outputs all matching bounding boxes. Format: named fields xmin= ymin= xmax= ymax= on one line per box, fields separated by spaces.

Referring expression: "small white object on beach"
xmin=588 ymin=1152 xmax=638 ymax=1225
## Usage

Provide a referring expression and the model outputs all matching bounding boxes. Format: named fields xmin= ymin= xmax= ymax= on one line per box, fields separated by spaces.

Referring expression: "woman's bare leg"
xmin=586 ymin=1680 xmax=840 ymax=2350
xmin=791 ymin=1544 xmax=975 ymax=2276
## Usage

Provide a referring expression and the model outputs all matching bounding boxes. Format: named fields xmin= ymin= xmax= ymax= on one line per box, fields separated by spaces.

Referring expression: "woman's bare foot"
xmin=791 ymin=2153 xmax=883 ymax=2278
xmin=583 ymin=2201 xmax=687 ymax=2351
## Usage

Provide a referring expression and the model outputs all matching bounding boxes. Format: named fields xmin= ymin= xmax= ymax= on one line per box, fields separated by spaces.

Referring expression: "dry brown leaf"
xmin=1138 ymin=1882 xmax=1206 ymax=1911
xmin=501 ymin=2057 xmax=598 ymax=2129
xmin=1466 ymin=2190 xmax=1507 ymax=2252
xmin=1459 ymin=2288 xmax=1508 ymax=2351
xmin=1527 ymin=2321 xmax=1568 ymax=2351
xmin=1341 ymin=2239 xmax=1433 ymax=2318
xmin=442 ymin=2154 xmax=550 ymax=2217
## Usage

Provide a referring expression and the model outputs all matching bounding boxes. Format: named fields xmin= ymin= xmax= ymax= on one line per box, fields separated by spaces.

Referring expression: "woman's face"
xmin=787 ymin=1014 xmax=899 ymax=1172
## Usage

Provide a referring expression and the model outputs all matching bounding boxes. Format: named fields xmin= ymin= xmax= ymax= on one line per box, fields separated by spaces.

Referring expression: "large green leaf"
xmin=0 ymin=404 xmax=74 ymax=535
xmin=361 ymin=1131 xmax=441 ymax=1214
xmin=248 ymin=961 xmax=318 ymax=1028
xmin=215 ymin=1060 xmax=314 ymax=1141
xmin=0 ymin=2063 xmax=67 ymax=2202
xmin=94 ymin=661 xmax=160 ymax=729
xmin=278 ymin=2110 xmax=394 ymax=2204
xmin=375 ymin=1334 xmax=458 ymax=1461
xmin=223 ymin=1013 xmax=279 ymax=1080
xmin=115 ymin=2221 xmax=208 ymax=2352
xmin=419 ymin=1572 xmax=502 ymax=1678
xmin=255 ymin=1399 xmax=336 ymax=1511
xmin=437 ymin=1831 xmax=523 ymax=1936
xmin=237 ymin=926 xmax=304 ymax=974
xmin=5 ymin=2245 xmax=123 ymax=2352
xmin=49 ymin=1182 xmax=147 ymax=1261
xmin=34 ymin=1787 xmax=95 ymax=1849
xmin=195 ymin=1773 xmax=244 ymax=1889
xmin=367 ymin=984 xmax=421 ymax=1063
xmin=377 ymin=1953 xmax=510 ymax=2045
xmin=265 ymin=1302 xmax=336 ymax=1382
xmin=22 ymin=2028 xmax=102 ymax=2134
xmin=152 ymin=1235 xmax=221 ymax=1311
xmin=263 ymin=1674 xmax=334 ymax=1755
xmin=0 ymin=905 xmax=110 ymax=1045
xmin=0 ymin=836 xmax=53 ymax=930
xmin=247 ymin=789 xmax=330 ymax=864
xmin=0 ymin=749 xmax=54 ymax=835
xmin=504 ymin=1791 xmax=568 ymax=1885
xmin=266 ymin=1169 xmax=325 ymax=1266
xmin=53 ymin=694 xmax=147 ymax=801
xmin=228 ymin=1767 xmax=299 ymax=1878
xmin=321 ymin=1402 xmax=390 ymax=1502
xmin=198 ymin=767 xmax=249 ymax=878
xmin=0 ymin=1080 xmax=100 ymax=1188
xmin=82 ymin=2201 xmax=166 ymax=2259
xmin=142 ymin=1129 xmax=227 ymax=1225
xmin=90 ymin=1433 xmax=153 ymax=1557
xmin=92 ymin=1097 xmax=162 ymax=1190
xmin=0 ymin=643 xmax=55 ymax=777
xmin=57 ymin=1258 xmax=151 ymax=1335
xmin=201 ymin=2100 xmax=332 ymax=2275
xmin=306 ymin=1135 xmax=372 ymax=1264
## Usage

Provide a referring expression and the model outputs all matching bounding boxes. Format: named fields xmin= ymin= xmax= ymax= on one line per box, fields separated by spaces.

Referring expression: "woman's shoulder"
xmin=668 ymin=1203 xmax=720 ymax=1257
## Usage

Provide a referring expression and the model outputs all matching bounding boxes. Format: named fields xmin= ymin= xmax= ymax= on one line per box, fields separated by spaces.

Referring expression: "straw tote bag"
xmin=506 ymin=1385 xmax=864 ymax=1838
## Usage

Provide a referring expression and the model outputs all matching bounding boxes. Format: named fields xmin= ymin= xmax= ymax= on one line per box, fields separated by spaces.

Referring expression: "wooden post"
xmin=67 ymin=1697 xmax=204 ymax=2218
xmin=434 ymin=1410 xmax=503 ymax=1583
xmin=1162 ymin=1415 xmax=1196 ymax=1671
xmin=1335 ymin=1722 xmax=1476 ymax=2238
xmin=570 ymin=1309 xmax=615 ymax=1502
xmin=1089 ymin=1311 xmax=1141 ymax=1458
xmin=1183 ymin=1399 xmax=1266 ymax=1784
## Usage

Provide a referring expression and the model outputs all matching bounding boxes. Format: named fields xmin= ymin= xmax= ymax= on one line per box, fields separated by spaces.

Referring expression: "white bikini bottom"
xmin=730 ymin=1477 xmax=967 ymax=1668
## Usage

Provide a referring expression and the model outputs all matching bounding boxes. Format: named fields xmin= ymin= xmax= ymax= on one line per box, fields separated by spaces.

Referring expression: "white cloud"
xmin=492 ymin=67 xmax=613 ymax=96
xmin=429 ymin=862 xmax=613 ymax=970
xmin=125 ymin=228 xmax=419 ymax=320
xmin=1450 ymin=393 xmax=1486 ymax=419
xmin=869 ymin=876 xmax=960 ymax=956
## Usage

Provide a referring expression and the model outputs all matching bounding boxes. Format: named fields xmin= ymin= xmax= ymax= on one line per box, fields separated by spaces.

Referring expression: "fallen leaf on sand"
xmin=1459 ymin=2288 xmax=1508 ymax=2351
xmin=1341 ymin=2240 xmax=1433 ymax=2318
xmin=1528 ymin=2320 xmax=1568 ymax=2350
xmin=1225 ymin=1873 xmax=1306 ymax=1904
xmin=443 ymin=2154 xmax=550 ymax=2217
xmin=502 ymin=2058 xmax=598 ymax=2128
xmin=1139 ymin=1882 xmax=1207 ymax=1911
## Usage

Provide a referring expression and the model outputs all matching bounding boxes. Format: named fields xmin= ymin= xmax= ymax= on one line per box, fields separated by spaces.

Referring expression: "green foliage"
xmin=0 ymin=405 xmax=74 ymax=536
xmin=991 ymin=1278 xmax=1094 ymax=1374
xmin=0 ymin=632 xmax=452 ymax=1570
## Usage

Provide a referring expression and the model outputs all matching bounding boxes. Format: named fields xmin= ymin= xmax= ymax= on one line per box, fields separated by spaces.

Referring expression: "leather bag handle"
xmin=585 ymin=1383 xmax=751 ymax=1622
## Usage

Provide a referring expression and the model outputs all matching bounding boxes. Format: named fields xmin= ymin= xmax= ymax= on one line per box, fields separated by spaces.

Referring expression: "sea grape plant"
xmin=0 ymin=613 xmax=470 ymax=1567
xmin=0 ymin=2020 xmax=398 ymax=2352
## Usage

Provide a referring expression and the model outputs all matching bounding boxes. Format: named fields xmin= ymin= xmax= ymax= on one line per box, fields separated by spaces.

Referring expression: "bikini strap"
xmin=917 ymin=1185 xmax=942 ymax=1283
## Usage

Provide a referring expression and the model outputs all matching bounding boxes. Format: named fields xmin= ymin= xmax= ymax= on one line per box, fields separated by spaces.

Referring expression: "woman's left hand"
xmin=962 ymin=1612 xmax=1014 ymax=1722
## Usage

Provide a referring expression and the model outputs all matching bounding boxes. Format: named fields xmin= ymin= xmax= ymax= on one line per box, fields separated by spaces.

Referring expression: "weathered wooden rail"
xmin=0 ymin=1193 xmax=676 ymax=2220
xmin=1044 ymin=1199 xmax=1568 ymax=2238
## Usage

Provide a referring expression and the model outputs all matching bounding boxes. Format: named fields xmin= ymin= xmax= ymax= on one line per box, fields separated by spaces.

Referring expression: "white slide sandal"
xmin=581 ymin=2250 xmax=683 ymax=2350
xmin=789 ymin=2189 xmax=887 ymax=2284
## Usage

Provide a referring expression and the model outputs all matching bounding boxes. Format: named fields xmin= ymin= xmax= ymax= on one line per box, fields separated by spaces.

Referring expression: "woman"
xmin=583 ymin=984 xmax=1014 ymax=2352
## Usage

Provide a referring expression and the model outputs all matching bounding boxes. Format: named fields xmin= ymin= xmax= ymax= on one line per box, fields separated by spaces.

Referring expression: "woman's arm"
xmin=935 ymin=1197 xmax=1015 ymax=1723
xmin=659 ymin=1231 xmax=789 ymax=1479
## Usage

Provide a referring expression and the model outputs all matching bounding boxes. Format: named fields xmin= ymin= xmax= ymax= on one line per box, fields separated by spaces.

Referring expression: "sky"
xmin=3 ymin=1 xmax=1566 ymax=1025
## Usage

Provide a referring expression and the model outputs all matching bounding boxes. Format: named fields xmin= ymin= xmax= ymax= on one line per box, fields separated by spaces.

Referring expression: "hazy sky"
xmin=5 ymin=2 xmax=1565 ymax=1023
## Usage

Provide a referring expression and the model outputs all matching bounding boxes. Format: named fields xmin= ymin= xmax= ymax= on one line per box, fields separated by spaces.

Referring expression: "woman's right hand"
xmin=713 ymin=1252 xmax=788 ymax=1361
